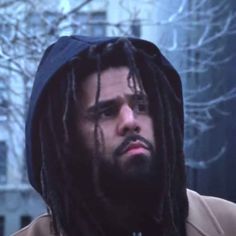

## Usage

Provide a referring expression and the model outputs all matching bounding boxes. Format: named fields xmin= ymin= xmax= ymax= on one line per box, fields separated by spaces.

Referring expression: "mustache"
xmin=113 ymin=134 xmax=154 ymax=158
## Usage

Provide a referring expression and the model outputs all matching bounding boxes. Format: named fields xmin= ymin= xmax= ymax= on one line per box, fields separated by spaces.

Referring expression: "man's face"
xmin=77 ymin=66 xmax=155 ymax=177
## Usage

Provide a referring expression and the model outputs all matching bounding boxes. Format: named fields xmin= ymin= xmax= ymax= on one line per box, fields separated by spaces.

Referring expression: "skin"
xmin=77 ymin=66 xmax=155 ymax=174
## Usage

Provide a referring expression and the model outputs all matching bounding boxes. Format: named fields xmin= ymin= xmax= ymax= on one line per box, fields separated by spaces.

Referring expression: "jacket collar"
xmin=186 ymin=189 xmax=224 ymax=236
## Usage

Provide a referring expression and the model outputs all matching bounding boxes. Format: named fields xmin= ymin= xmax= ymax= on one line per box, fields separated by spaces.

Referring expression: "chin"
xmin=97 ymin=152 xmax=159 ymax=204
xmin=120 ymin=153 xmax=152 ymax=177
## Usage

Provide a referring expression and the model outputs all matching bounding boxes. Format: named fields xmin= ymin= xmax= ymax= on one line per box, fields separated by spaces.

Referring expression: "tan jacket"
xmin=12 ymin=190 xmax=236 ymax=236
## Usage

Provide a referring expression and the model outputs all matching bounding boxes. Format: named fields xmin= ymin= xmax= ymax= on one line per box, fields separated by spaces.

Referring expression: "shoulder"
xmin=11 ymin=214 xmax=55 ymax=236
xmin=187 ymin=189 xmax=236 ymax=235
xmin=187 ymin=189 xmax=236 ymax=218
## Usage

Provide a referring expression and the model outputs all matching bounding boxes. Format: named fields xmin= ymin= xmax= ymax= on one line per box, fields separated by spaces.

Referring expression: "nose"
xmin=117 ymin=104 xmax=141 ymax=136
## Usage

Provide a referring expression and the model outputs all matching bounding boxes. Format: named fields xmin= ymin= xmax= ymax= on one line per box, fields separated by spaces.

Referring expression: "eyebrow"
xmin=87 ymin=99 xmax=117 ymax=114
xmin=86 ymin=93 xmax=148 ymax=114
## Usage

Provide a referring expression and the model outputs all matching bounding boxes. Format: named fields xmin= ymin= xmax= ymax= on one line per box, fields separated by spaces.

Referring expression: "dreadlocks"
xmin=38 ymin=38 xmax=188 ymax=236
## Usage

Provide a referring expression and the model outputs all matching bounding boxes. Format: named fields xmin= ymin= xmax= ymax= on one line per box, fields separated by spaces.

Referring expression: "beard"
xmin=95 ymin=134 xmax=163 ymax=207
xmin=69 ymin=133 xmax=166 ymax=233
xmin=89 ymin=134 xmax=165 ymax=232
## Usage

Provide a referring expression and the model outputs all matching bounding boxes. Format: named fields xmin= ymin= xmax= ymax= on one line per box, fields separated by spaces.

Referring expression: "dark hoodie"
xmin=26 ymin=35 xmax=184 ymax=194
xmin=16 ymin=35 xmax=236 ymax=236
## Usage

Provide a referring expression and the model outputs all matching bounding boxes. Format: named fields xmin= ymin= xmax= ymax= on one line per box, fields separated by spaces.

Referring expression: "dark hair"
xmin=39 ymin=38 xmax=188 ymax=236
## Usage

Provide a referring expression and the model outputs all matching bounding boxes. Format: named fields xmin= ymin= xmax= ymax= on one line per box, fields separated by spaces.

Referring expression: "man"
xmin=13 ymin=36 xmax=236 ymax=236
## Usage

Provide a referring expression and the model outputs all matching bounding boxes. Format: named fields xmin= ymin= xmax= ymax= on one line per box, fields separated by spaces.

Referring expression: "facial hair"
xmin=73 ymin=133 xmax=165 ymax=233
xmin=90 ymin=134 xmax=165 ymax=233
xmin=97 ymin=134 xmax=162 ymax=205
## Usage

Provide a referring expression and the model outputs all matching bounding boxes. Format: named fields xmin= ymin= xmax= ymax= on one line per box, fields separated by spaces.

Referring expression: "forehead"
xmin=80 ymin=66 xmax=143 ymax=107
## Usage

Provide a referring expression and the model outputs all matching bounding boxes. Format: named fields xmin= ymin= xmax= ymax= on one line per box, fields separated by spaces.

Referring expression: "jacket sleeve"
xmin=11 ymin=214 xmax=55 ymax=236
xmin=204 ymin=195 xmax=236 ymax=235
xmin=187 ymin=189 xmax=236 ymax=236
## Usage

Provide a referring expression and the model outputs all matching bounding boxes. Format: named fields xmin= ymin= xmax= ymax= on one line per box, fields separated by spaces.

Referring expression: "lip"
xmin=122 ymin=141 xmax=149 ymax=154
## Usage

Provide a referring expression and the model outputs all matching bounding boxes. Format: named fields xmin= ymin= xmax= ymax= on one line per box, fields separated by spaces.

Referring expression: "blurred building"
xmin=0 ymin=0 xmax=235 ymax=235
xmin=0 ymin=0 xmax=157 ymax=235
xmin=185 ymin=1 xmax=236 ymax=202
xmin=0 ymin=6 xmax=46 ymax=235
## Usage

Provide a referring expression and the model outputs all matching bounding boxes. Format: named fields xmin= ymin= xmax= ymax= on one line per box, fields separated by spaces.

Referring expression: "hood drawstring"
xmin=132 ymin=232 xmax=142 ymax=236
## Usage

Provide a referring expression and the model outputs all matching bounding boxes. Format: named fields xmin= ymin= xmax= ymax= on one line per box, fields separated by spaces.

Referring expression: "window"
xmin=27 ymin=11 xmax=62 ymax=36
xmin=20 ymin=215 xmax=32 ymax=228
xmin=0 ymin=142 xmax=7 ymax=184
xmin=130 ymin=19 xmax=141 ymax=37
xmin=0 ymin=216 xmax=4 ymax=236
xmin=73 ymin=12 xmax=106 ymax=37
xmin=0 ymin=21 xmax=14 ymax=39
xmin=21 ymin=149 xmax=28 ymax=183
xmin=26 ymin=10 xmax=106 ymax=37
xmin=27 ymin=12 xmax=44 ymax=36
xmin=0 ymin=78 xmax=8 ymax=121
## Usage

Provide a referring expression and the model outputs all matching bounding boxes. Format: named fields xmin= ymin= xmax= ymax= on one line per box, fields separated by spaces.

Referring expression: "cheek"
xmin=147 ymin=118 xmax=155 ymax=136
xmin=99 ymin=121 xmax=118 ymax=151
xmin=77 ymin=121 xmax=95 ymax=149
xmin=77 ymin=121 xmax=117 ymax=154
xmin=139 ymin=116 xmax=155 ymax=142
xmin=99 ymin=121 xmax=116 ymax=137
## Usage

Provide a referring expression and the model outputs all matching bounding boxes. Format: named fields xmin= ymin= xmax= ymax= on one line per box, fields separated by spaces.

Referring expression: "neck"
xmin=88 ymin=187 xmax=163 ymax=235
xmin=93 ymin=162 xmax=165 ymax=234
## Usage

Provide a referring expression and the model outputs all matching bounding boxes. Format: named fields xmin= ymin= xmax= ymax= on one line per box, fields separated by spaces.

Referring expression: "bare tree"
xmin=0 ymin=0 xmax=236 ymax=183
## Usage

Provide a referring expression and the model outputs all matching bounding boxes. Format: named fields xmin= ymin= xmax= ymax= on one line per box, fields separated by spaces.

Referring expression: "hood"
xmin=26 ymin=35 xmax=183 ymax=193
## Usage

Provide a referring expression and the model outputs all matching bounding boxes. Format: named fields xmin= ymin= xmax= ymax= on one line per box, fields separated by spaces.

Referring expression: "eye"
xmin=133 ymin=96 xmax=149 ymax=114
xmin=136 ymin=102 xmax=149 ymax=113
xmin=86 ymin=102 xmax=119 ymax=121
xmin=99 ymin=105 xmax=118 ymax=119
